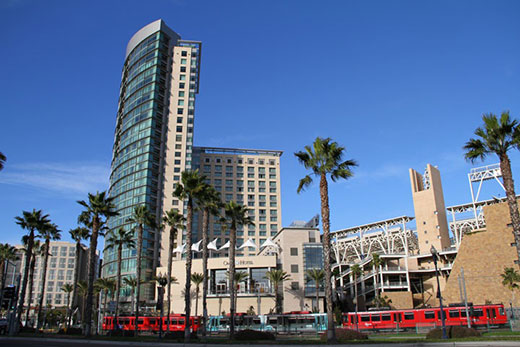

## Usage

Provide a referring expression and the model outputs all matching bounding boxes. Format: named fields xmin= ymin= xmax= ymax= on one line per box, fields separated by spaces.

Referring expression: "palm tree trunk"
xmin=375 ymin=268 xmax=379 ymax=306
xmin=167 ymin=226 xmax=175 ymax=334
xmin=354 ymin=274 xmax=359 ymax=330
xmin=228 ymin=224 xmax=237 ymax=339
xmin=67 ymin=292 xmax=72 ymax=327
xmin=85 ymin=217 xmax=100 ymax=337
xmin=195 ymin=286 xmax=199 ymax=317
xmin=134 ymin=224 xmax=143 ymax=336
xmin=16 ymin=230 xmax=34 ymax=332
xmin=319 ymin=173 xmax=336 ymax=341
xmin=184 ymin=199 xmax=194 ymax=341
xmin=70 ymin=241 xmax=81 ymax=329
xmin=201 ymin=208 xmax=209 ymax=338
xmin=500 ymin=154 xmax=520 ymax=263
xmin=25 ymin=254 xmax=36 ymax=326
xmin=37 ymin=240 xmax=50 ymax=329
xmin=114 ymin=245 xmax=122 ymax=331
xmin=315 ymin=281 xmax=319 ymax=313
xmin=104 ymin=290 xmax=108 ymax=321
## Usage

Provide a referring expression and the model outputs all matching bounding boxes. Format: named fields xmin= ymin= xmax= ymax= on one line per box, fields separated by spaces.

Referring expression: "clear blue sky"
xmin=1 ymin=0 xmax=519 ymax=250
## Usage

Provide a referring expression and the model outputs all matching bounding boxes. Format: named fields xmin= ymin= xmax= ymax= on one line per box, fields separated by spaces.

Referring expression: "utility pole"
xmin=461 ymin=267 xmax=471 ymax=328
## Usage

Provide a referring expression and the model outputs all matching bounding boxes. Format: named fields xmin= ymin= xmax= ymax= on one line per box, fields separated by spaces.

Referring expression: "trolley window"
xmin=404 ymin=312 xmax=415 ymax=320
xmin=449 ymin=310 xmax=460 ymax=318
xmin=137 ymin=319 xmax=144 ymax=324
xmin=425 ymin=311 xmax=436 ymax=319
xmin=500 ymin=307 xmax=505 ymax=316
xmin=382 ymin=314 xmax=391 ymax=321
xmin=473 ymin=308 xmax=483 ymax=317
xmin=360 ymin=315 xmax=370 ymax=322
xmin=461 ymin=310 xmax=467 ymax=317
xmin=149 ymin=319 xmax=156 ymax=324
xmin=371 ymin=314 xmax=380 ymax=322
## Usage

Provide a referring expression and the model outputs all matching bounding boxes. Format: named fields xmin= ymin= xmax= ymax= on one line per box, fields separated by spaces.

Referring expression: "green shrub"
xmin=19 ymin=327 xmax=38 ymax=334
xmin=320 ymin=328 xmax=368 ymax=341
xmin=163 ymin=331 xmax=198 ymax=340
xmin=58 ymin=327 xmax=82 ymax=335
xmin=107 ymin=329 xmax=135 ymax=337
xmin=426 ymin=326 xmax=481 ymax=339
xmin=235 ymin=329 xmax=275 ymax=341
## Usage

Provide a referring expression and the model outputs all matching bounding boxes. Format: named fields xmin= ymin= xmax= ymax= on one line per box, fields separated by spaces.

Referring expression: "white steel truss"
xmin=331 ymin=216 xmax=418 ymax=265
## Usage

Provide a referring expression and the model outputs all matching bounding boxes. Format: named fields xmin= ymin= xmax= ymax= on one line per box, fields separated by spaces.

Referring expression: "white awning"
xmin=208 ymin=239 xmax=219 ymax=251
xmin=218 ymin=241 xmax=230 ymax=251
xmin=260 ymin=238 xmax=278 ymax=249
xmin=191 ymin=240 xmax=202 ymax=252
xmin=172 ymin=243 xmax=186 ymax=254
xmin=239 ymin=238 xmax=257 ymax=250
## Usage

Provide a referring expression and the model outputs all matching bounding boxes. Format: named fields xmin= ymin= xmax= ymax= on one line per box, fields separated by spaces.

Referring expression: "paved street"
xmin=1 ymin=337 xmax=520 ymax=347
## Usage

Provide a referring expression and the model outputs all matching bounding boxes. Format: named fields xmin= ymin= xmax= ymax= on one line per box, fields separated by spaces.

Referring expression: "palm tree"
xmin=36 ymin=222 xmax=61 ymax=329
xmin=173 ymin=170 xmax=206 ymax=341
xmin=295 ymin=137 xmax=357 ymax=342
xmin=14 ymin=209 xmax=50 ymax=330
xmin=77 ymin=191 xmax=118 ymax=336
xmin=0 ymin=152 xmax=5 ymax=171
xmin=306 ymin=269 xmax=324 ymax=312
xmin=61 ymin=284 xmax=74 ymax=328
xmin=123 ymin=277 xmax=144 ymax=316
xmin=127 ymin=205 xmax=155 ymax=336
xmin=0 ymin=243 xmax=17 ymax=303
xmin=265 ymin=269 xmax=291 ymax=314
xmin=68 ymin=226 xmax=89 ymax=328
xmin=77 ymin=281 xmax=88 ymax=324
xmin=21 ymin=238 xmax=40 ymax=326
xmin=223 ymin=200 xmax=254 ymax=339
xmin=95 ymin=278 xmax=116 ymax=319
xmin=350 ymin=264 xmax=362 ymax=330
xmin=464 ymin=112 xmax=520 ymax=262
xmin=501 ymin=267 xmax=520 ymax=317
xmin=105 ymin=228 xmax=135 ymax=331
xmin=231 ymin=271 xmax=249 ymax=314
xmin=370 ymin=253 xmax=383 ymax=306
xmin=196 ymin=185 xmax=221 ymax=338
xmin=191 ymin=273 xmax=204 ymax=317
xmin=154 ymin=274 xmax=168 ymax=338
xmin=162 ymin=208 xmax=185 ymax=332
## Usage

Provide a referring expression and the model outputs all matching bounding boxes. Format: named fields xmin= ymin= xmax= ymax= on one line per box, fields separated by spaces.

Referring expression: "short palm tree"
xmin=77 ymin=280 xmax=88 ymax=324
xmin=501 ymin=267 xmax=520 ymax=317
xmin=350 ymin=264 xmax=362 ymax=330
xmin=231 ymin=271 xmax=249 ymax=314
xmin=295 ymin=137 xmax=357 ymax=342
xmin=15 ymin=209 xmax=50 ymax=330
xmin=154 ymin=274 xmax=169 ymax=337
xmin=173 ymin=170 xmax=206 ymax=341
xmin=68 ymin=226 xmax=90 ymax=327
xmin=105 ymin=228 xmax=135 ymax=330
xmin=162 ymin=208 xmax=185 ymax=332
xmin=0 ymin=243 xmax=17 ymax=303
xmin=223 ymin=200 xmax=254 ymax=339
xmin=306 ymin=269 xmax=324 ymax=312
xmin=265 ymin=269 xmax=291 ymax=314
xmin=191 ymin=273 xmax=204 ymax=317
xmin=77 ymin=191 xmax=118 ymax=336
xmin=61 ymin=284 xmax=74 ymax=327
xmin=0 ymin=151 xmax=5 ymax=171
xmin=123 ymin=276 xmax=144 ymax=315
xmin=370 ymin=253 xmax=383 ymax=306
xmin=196 ymin=185 xmax=221 ymax=338
xmin=36 ymin=222 xmax=61 ymax=329
xmin=464 ymin=112 xmax=520 ymax=262
xmin=127 ymin=205 xmax=155 ymax=336
xmin=95 ymin=278 xmax=116 ymax=318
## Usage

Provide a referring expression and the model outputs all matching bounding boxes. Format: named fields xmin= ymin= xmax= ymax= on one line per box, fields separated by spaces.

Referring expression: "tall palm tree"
xmin=77 ymin=191 xmax=118 ymax=336
xmin=61 ymin=284 xmax=74 ymax=328
xmin=0 ymin=152 xmax=5 ymax=171
xmin=77 ymin=281 xmax=88 ymax=325
xmin=14 ymin=209 xmax=50 ymax=331
xmin=105 ymin=228 xmax=135 ymax=331
xmin=196 ymin=184 xmax=221 ymax=338
xmin=123 ymin=277 xmax=143 ymax=316
xmin=25 ymin=240 xmax=42 ymax=326
xmin=264 ymin=269 xmax=291 ymax=314
xmin=350 ymin=264 xmax=362 ymax=330
xmin=502 ymin=266 xmax=520 ymax=317
xmin=223 ymin=201 xmax=254 ymax=339
xmin=68 ymin=227 xmax=89 ymax=328
xmin=0 ymin=243 xmax=17 ymax=303
xmin=162 ymin=208 xmax=185 ymax=332
xmin=191 ymin=273 xmax=204 ymax=317
xmin=295 ymin=137 xmax=357 ymax=342
xmin=464 ymin=112 xmax=520 ymax=262
xmin=306 ymin=269 xmax=324 ymax=313
xmin=36 ymin=222 xmax=61 ymax=329
xmin=173 ymin=170 xmax=206 ymax=341
xmin=95 ymin=278 xmax=116 ymax=319
xmin=370 ymin=253 xmax=383 ymax=306
xmin=127 ymin=205 xmax=155 ymax=336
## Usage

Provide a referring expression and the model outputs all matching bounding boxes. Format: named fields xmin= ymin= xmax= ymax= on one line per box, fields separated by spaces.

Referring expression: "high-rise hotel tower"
xmin=102 ymin=20 xmax=201 ymax=300
xmin=102 ymin=20 xmax=282 ymax=303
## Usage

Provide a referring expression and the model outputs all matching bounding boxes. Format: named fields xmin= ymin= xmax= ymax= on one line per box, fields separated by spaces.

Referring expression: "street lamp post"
xmin=431 ymin=245 xmax=447 ymax=339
